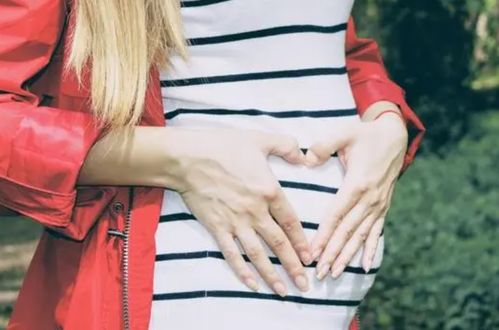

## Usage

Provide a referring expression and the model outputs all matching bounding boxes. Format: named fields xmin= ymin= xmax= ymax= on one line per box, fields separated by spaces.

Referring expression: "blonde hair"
xmin=67 ymin=0 xmax=188 ymax=131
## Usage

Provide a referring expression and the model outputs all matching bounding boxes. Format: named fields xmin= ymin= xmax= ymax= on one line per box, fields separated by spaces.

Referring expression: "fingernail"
xmin=363 ymin=259 xmax=372 ymax=274
xmin=316 ymin=264 xmax=330 ymax=280
xmin=331 ymin=265 xmax=344 ymax=278
xmin=305 ymin=151 xmax=319 ymax=166
xmin=244 ymin=278 xmax=259 ymax=291
xmin=294 ymin=274 xmax=309 ymax=292
xmin=273 ymin=281 xmax=287 ymax=297
xmin=300 ymin=251 xmax=313 ymax=265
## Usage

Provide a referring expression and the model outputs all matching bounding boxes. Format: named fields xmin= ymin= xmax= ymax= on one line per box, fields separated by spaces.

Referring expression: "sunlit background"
xmin=1 ymin=1 xmax=498 ymax=329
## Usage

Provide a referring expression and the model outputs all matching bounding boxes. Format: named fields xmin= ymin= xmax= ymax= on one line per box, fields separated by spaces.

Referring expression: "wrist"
xmin=360 ymin=101 xmax=405 ymax=125
xmin=374 ymin=109 xmax=407 ymax=126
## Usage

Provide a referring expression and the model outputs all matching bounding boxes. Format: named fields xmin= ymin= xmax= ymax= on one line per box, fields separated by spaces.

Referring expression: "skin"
xmin=80 ymin=126 xmax=314 ymax=296
xmin=305 ymin=100 xmax=408 ymax=280
xmin=78 ymin=100 xmax=408 ymax=296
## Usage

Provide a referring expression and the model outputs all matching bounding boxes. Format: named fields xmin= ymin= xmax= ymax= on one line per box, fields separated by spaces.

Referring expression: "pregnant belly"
xmin=154 ymin=151 xmax=384 ymax=298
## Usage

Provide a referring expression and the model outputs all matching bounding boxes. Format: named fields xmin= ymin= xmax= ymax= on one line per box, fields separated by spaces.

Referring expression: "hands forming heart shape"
xmin=176 ymin=111 xmax=407 ymax=296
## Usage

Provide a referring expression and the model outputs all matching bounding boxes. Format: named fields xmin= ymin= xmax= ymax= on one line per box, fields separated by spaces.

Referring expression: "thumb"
xmin=305 ymin=127 xmax=355 ymax=167
xmin=259 ymin=132 xmax=305 ymax=164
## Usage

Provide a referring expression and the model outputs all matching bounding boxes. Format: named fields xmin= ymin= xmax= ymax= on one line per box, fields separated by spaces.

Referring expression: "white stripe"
xmin=180 ymin=0 xmax=354 ymax=39
xmin=163 ymin=75 xmax=357 ymax=112
xmin=150 ymin=298 xmax=355 ymax=330
xmin=152 ymin=257 xmax=379 ymax=299
xmin=162 ymin=32 xmax=347 ymax=80
xmin=163 ymin=112 xmax=360 ymax=146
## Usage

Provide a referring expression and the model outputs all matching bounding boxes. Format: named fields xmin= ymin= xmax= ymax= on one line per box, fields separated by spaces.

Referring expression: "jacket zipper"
xmin=122 ymin=187 xmax=134 ymax=330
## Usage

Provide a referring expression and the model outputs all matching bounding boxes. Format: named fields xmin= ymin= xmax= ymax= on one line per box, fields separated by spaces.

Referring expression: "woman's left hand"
xmin=304 ymin=111 xmax=408 ymax=280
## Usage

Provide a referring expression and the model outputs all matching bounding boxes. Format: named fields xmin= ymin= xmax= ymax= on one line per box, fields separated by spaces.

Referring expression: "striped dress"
xmin=151 ymin=0 xmax=384 ymax=329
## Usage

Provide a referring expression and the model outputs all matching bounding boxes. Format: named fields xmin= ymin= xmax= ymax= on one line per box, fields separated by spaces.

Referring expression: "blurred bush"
xmin=359 ymin=111 xmax=499 ymax=329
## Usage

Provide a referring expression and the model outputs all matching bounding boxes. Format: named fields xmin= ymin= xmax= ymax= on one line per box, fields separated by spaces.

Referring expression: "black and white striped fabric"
xmin=151 ymin=1 xmax=384 ymax=329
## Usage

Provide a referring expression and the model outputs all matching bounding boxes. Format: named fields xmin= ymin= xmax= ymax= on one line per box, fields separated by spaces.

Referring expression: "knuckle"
xmin=205 ymin=217 xmax=226 ymax=232
xmin=369 ymin=198 xmax=382 ymax=208
xmin=265 ymin=271 xmax=281 ymax=283
xmin=288 ymin=264 xmax=305 ymax=277
xmin=269 ymin=235 xmax=287 ymax=251
xmin=358 ymin=231 xmax=368 ymax=241
xmin=259 ymin=185 xmax=280 ymax=202
xmin=223 ymin=248 xmax=239 ymax=262
xmin=238 ymin=198 xmax=260 ymax=214
xmin=280 ymin=219 xmax=298 ymax=233
xmin=254 ymin=218 xmax=272 ymax=232
xmin=245 ymin=246 xmax=262 ymax=260
xmin=239 ymin=271 xmax=254 ymax=281
xmin=343 ymin=227 xmax=354 ymax=239
xmin=352 ymin=181 xmax=369 ymax=194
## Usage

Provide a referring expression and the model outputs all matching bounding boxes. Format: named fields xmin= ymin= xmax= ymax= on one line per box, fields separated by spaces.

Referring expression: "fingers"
xmin=361 ymin=217 xmax=385 ymax=273
xmin=305 ymin=127 xmax=356 ymax=167
xmin=255 ymin=215 xmax=309 ymax=292
xmin=235 ymin=226 xmax=288 ymax=297
xmin=267 ymin=187 xmax=313 ymax=265
xmin=330 ymin=213 xmax=378 ymax=278
xmin=214 ymin=230 xmax=260 ymax=292
xmin=256 ymin=132 xmax=305 ymax=165
xmin=315 ymin=202 xmax=370 ymax=280
xmin=361 ymin=184 xmax=393 ymax=271
xmin=310 ymin=171 xmax=365 ymax=260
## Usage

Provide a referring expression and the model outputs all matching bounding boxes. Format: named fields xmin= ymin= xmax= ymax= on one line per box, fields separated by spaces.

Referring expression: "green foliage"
xmin=359 ymin=111 xmax=499 ymax=329
xmin=352 ymin=1 xmax=499 ymax=152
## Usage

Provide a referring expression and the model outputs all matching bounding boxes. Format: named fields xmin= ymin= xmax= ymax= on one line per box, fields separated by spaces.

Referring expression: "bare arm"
xmin=80 ymin=125 xmax=314 ymax=296
xmin=78 ymin=126 xmax=181 ymax=188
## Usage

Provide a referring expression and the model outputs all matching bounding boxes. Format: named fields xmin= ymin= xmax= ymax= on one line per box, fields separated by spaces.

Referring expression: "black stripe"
xmin=165 ymin=107 xmax=358 ymax=120
xmin=181 ymin=0 xmax=230 ymax=7
xmin=153 ymin=290 xmax=361 ymax=306
xmin=187 ymin=23 xmax=348 ymax=46
xmin=278 ymin=180 xmax=338 ymax=194
xmin=300 ymin=221 xmax=319 ymax=230
xmin=155 ymin=250 xmax=380 ymax=275
xmin=160 ymin=67 xmax=347 ymax=87
xmin=159 ymin=212 xmax=194 ymax=222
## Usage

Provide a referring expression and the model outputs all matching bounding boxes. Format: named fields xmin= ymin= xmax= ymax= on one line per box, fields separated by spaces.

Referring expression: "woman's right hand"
xmin=166 ymin=128 xmax=313 ymax=296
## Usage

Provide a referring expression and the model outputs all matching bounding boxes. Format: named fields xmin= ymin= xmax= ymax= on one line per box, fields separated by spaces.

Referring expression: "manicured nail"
xmin=300 ymin=251 xmax=313 ymax=265
xmin=331 ymin=265 xmax=344 ymax=278
xmin=244 ymin=278 xmax=259 ymax=291
xmin=316 ymin=264 xmax=330 ymax=280
xmin=363 ymin=258 xmax=372 ymax=274
xmin=273 ymin=281 xmax=287 ymax=297
xmin=294 ymin=274 xmax=309 ymax=292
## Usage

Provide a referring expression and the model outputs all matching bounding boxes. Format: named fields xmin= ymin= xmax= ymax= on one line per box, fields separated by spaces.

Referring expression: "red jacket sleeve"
xmin=0 ymin=0 xmax=102 ymax=226
xmin=345 ymin=17 xmax=426 ymax=172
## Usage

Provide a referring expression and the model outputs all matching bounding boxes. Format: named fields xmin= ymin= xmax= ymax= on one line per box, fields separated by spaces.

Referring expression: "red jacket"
xmin=0 ymin=1 xmax=425 ymax=329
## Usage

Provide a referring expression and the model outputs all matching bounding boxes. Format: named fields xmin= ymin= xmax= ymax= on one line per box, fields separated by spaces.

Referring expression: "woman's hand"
xmin=304 ymin=111 xmax=408 ymax=279
xmin=167 ymin=128 xmax=313 ymax=296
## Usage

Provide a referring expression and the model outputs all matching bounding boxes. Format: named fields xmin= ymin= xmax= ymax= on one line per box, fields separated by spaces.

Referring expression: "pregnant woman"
xmin=1 ymin=0 xmax=425 ymax=329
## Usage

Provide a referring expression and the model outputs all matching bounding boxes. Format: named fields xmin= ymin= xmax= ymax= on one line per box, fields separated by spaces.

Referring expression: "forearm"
xmin=78 ymin=126 xmax=183 ymax=189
